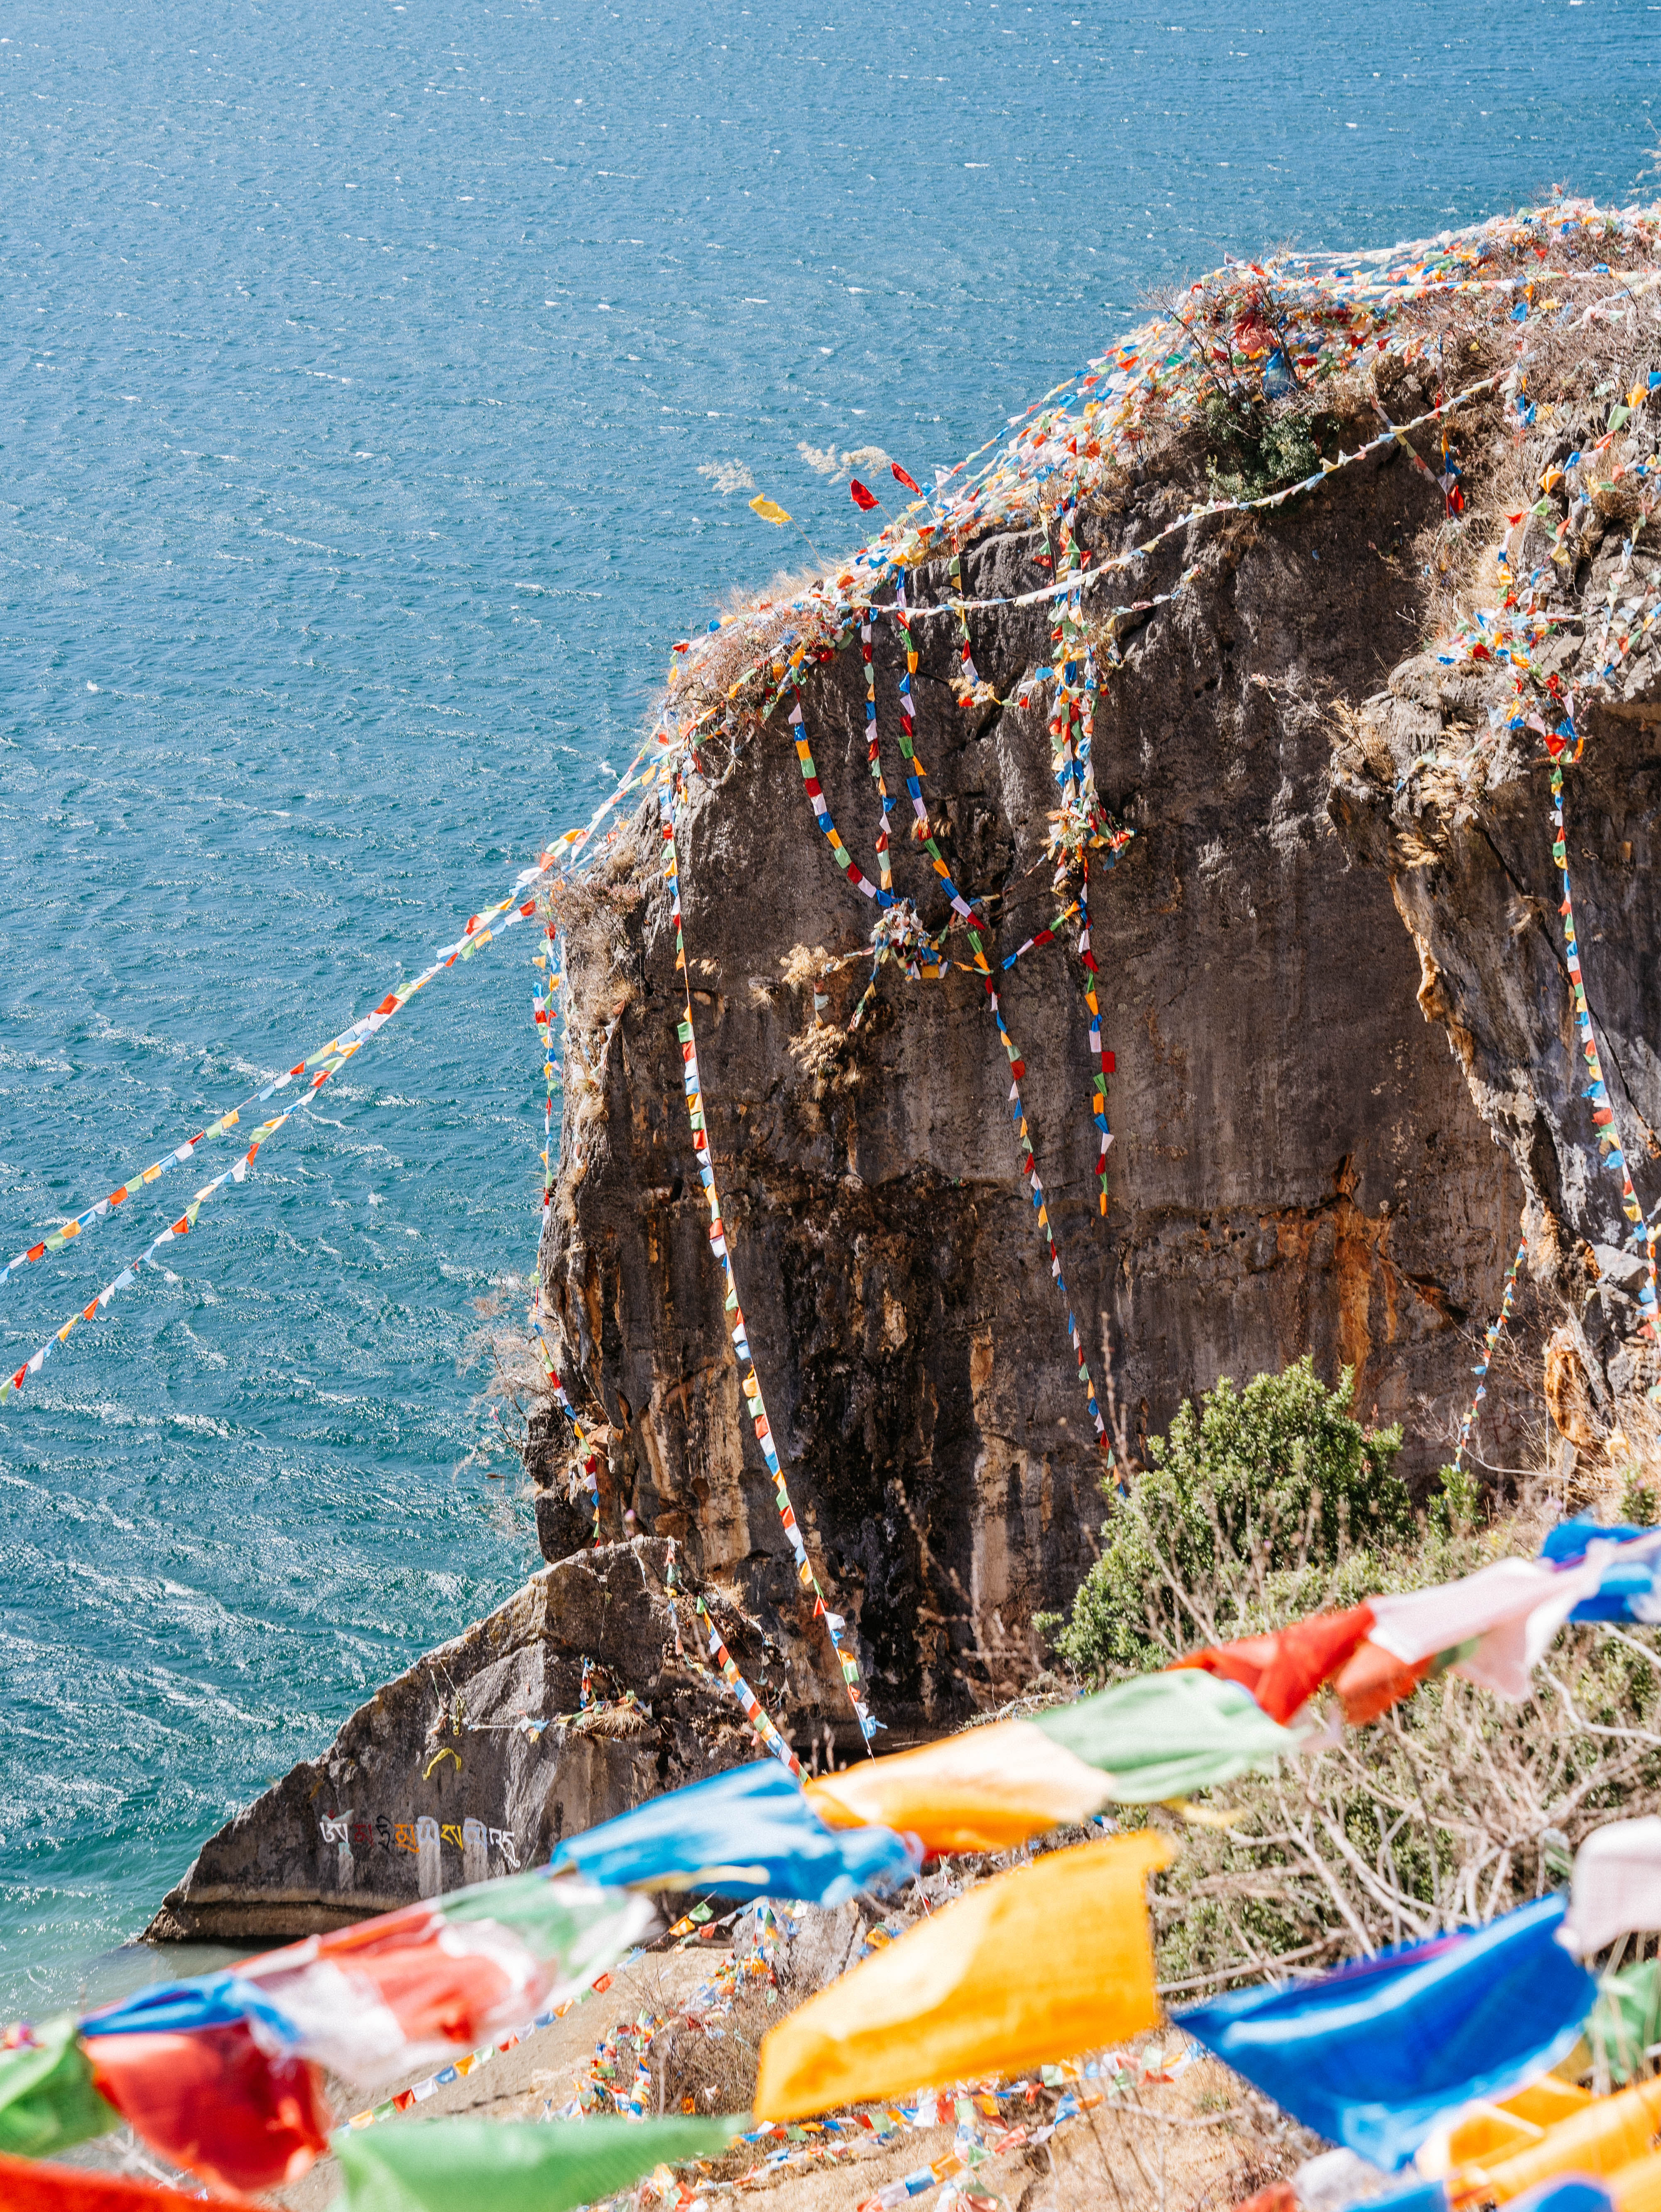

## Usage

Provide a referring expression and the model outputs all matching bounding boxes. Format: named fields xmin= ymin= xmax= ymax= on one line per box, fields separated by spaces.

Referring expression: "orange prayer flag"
xmin=804 ymin=1715 xmax=1109 ymax=1853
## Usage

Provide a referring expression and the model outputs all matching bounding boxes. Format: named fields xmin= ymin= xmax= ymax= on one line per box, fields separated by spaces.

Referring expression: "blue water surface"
xmin=1 ymin=0 xmax=1656 ymax=2013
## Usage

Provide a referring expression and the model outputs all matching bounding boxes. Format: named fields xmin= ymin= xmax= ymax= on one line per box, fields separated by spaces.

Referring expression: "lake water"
xmin=1 ymin=0 xmax=1655 ymax=2014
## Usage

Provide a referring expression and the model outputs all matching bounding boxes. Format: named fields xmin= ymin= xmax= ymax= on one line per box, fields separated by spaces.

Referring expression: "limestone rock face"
xmin=539 ymin=386 xmax=1528 ymax=1745
xmin=1332 ymin=623 xmax=1661 ymax=1429
xmin=147 ymin=1542 xmax=785 ymax=1943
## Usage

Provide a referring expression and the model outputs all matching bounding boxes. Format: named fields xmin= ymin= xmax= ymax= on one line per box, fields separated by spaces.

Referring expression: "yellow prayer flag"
xmin=753 ymin=1831 xmax=1171 ymax=2121
xmin=750 ymin=496 xmax=791 ymax=526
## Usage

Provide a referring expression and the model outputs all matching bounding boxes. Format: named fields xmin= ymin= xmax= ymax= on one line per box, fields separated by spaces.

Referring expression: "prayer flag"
xmin=0 ymin=2154 xmax=236 ymax=2210
xmin=1455 ymin=2078 xmax=1661 ymax=2203
xmin=334 ymin=2114 xmax=739 ymax=2212
xmin=551 ymin=1760 xmax=919 ymax=1904
xmin=892 ymin=463 xmax=921 ymax=494
xmin=86 ymin=2020 xmax=331 ymax=2193
xmin=1029 ymin=1669 xmax=1300 ymax=1798
xmin=850 ymin=480 xmax=880 ymax=511
xmin=0 ymin=2018 xmax=118 ymax=2161
xmin=1180 ymin=1895 xmax=1597 ymax=2170
xmin=753 ymin=1833 xmax=1171 ymax=2121
xmin=750 ymin=497 xmax=791 ymax=525
xmin=83 ymin=1871 xmax=653 ymax=2089
xmin=1368 ymin=1554 xmax=1610 ymax=1701
xmin=1169 ymin=1606 xmax=1374 ymax=1722
xmin=1562 ymin=1818 xmax=1661 ymax=1958
xmin=805 ymin=1716 xmax=1112 ymax=1852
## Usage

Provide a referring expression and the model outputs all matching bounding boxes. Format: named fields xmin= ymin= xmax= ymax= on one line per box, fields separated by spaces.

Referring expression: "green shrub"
xmin=1040 ymin=1357 xmax=1410 ymax=1679
xmin=1200 ymin=390 xmax=1327 ymax=501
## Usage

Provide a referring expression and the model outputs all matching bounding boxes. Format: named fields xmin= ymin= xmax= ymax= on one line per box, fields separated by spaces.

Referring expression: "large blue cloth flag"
xmin=1540 ymin=1519 xmax=1661 ymax=1621
xmin=552 ymin=1761 xmax=920 ymax=1904
xmin=1177 ymin=1895 xmax=1597 ymax=2170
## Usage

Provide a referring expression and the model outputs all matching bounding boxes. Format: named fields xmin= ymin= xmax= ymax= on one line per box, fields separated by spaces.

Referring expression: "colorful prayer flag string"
xmin=969 ymin=949 xmax=1119 ymax=1474
xmin=861 ymin=614 xmax=896 ymax=894
xmin=696 ymin=1596 xmax=803 ymax=1778
xmin=2 ymin=720 xmax=676 ymax=1302
xmin=1550 ymin=766 xmax=1661 ymax=1353
xmin=0 ymin=1108 xmax=296 ymax=1404
xmin=661 ymin=790 xmax=882 ymax=1748
xmin=1453 ymin=1236 xmax=1527 ymax=1468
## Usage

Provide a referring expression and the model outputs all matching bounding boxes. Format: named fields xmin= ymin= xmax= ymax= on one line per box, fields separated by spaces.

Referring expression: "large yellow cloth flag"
xmin=753 ymin=1832 xmax=1172 ymax=2122
xmin=749 ymin=496 xmax=791 ymax=525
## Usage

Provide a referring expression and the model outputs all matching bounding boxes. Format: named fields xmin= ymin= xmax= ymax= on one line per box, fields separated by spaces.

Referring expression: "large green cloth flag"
xmin=1031 ymin=1669 xmax=1300 ymax=1800
xmin=334 ymin=2114 xmax=741 ymax=2212
xmin=0 ymin=2017 xmax=119 ymax=2160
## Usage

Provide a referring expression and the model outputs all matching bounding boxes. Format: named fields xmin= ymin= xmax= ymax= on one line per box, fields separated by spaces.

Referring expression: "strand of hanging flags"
xmin=0 ymin=722 xmax=675 ymax=1313
xmin=666 ymin=366 xmax=1517 ymax=769
xmin=0 ymin=1108 xmax=295 ymax=1403
xmin=660 ymin=788 xmax=882 ymax=1748
xmin=782 ymin=668 xmax=1123 ymax=1466
xmin=1551 ymin=770 xmax=1661 ymax=1339
xmin=1454 ymin=1237 xmax=1527 ymax=1470
xmin=695 ymin=1595 xmax=804 ymax=1778
xmin=661 ymin=203 xmax=1661 ymax=766
xmin=20 ymin=1518 xmax=1661 ymax=2204
xmin=521 ymin=894 xmax=606 ymax=1538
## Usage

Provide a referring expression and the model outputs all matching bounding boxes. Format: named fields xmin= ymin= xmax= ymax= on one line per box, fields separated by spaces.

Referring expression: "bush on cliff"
xmin=1200 ymin=391 xmax=1330 ymax=500
xmin=1039 ymin=1358 xmax=1411 ymax=1679
xmin=1034 ymin=1361 xmax=1661 ymax=2017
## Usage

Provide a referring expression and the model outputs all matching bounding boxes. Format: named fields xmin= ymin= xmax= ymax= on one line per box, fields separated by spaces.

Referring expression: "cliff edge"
xmin=534 ymin=208 xmax=1661 ymax=1742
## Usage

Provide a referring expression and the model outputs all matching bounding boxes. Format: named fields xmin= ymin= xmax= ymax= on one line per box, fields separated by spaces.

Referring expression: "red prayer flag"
xmin=891 ymin=462 xmax=921 ymax=494
xmin=88 ymin=2022 xmax=331 ymax=2193
xmin=0 ymin=2152 xmax=252 ymax=2210
xmin=1169 ymin=1604 xmax=1374 ymax=1723
xmin=1334 ymin=1636 xmax=1434 ymax=1726
xmin=850 ymin=480 xmax=880 ymax=512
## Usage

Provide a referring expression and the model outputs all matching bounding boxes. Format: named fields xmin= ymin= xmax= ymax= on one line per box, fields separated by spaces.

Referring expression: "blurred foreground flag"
xmin=808 ymin=1672 xmax=1296 ymax=1853
xmin=753 ymin=1832 xmax=1171 ymax=2121
xmin=1179 ymin=1894 xmax=1597 ymax=2171
xmin=334 ymin=2114 xmax=740 ymax=2212
xmin=553 ymin=1760 xmax=919 ymax=1903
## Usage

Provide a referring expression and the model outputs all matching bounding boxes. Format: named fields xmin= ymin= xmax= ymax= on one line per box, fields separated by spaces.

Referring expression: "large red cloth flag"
xmin=88 ymin=2021 xmax=330 ymax=2194
xmin=1170 ymin=1604 xmax=1374 ymax=1723
xmin=891 ymin=462 xmax=921 ymax=493
xmin=850 ymin=479 xmax=880 ymax=511
xmin=0 ymin=2151 xmax=255 ymax=2209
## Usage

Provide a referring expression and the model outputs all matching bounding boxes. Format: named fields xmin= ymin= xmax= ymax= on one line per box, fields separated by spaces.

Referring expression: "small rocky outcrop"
xmin=147 ymin=1542 xmax=791 ymax=1943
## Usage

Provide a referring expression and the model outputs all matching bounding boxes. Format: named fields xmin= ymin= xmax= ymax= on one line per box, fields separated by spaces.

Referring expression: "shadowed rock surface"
xmin=147 ymin=1541 xmax=789 ymax=1942
xmin=1334 ymin=609 xmax=1661 ymax=1427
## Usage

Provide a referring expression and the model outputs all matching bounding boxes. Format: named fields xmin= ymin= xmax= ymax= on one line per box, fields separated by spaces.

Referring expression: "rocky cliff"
xmin=149 ymin=1541 xmax=790 ymax=1942
xmin=152 ymin=203 xmax=1661 ymax=1933
xmin=536 ymin=367 xmax=1554 ymax=1745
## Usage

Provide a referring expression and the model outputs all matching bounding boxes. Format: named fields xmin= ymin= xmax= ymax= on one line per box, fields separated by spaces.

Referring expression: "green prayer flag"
xmin=1589 ymin=1957 xmax=1661 ymax=2085
xmin=335 ymin=2114 xmax=741 ymax=2212
xmin=440 ymin=1867 xmax=642 ymax=1967
xmin=0 ymin=2015 xmax=120 ymax=2161
xmin=1030 ymin=1671 xmax=1298 ymax=1801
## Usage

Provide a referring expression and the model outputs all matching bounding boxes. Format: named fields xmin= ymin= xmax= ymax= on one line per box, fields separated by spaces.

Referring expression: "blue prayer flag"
xmin=1177 ymin=1895 xmax=1596 ymax=2170
xmin=552 ymin=1761 xmax=919 ymax=1905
